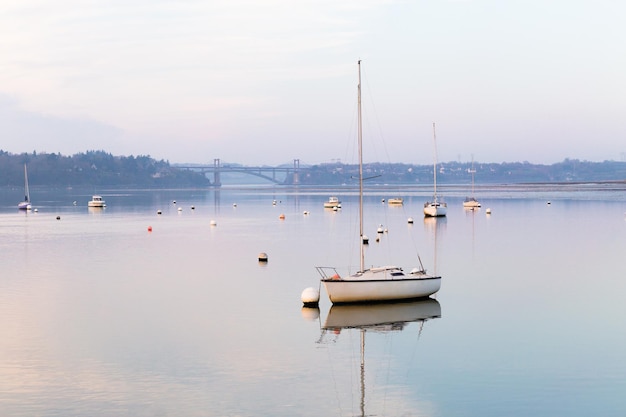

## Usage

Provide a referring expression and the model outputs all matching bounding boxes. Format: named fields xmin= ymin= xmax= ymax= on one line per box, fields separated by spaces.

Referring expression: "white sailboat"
xmin=423 ymin=123 xmax=447 ymax=217
xmin=17 ymin=164 xmax=32 ymax=210
xmin=463 ymin=155 xmax=481 ymax=208
xmin=316 ymin=61 xmax=441 ymax=304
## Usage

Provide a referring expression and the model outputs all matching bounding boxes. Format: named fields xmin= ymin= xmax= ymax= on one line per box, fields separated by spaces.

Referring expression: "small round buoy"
xmin=157 ymin=210 xmax=162 ymax=215
xmin=486 ymin=208 xmax=492 ymax=215
xmin=381 ymin=198 xmax=385 ymax=203
xmin=172 ymin=200 xmax=176 ymax=204
xmin=178 ymin=207 xmax=182 ymax=212
xmin=301 ymin=287 xmax=320 ymax=306
xmin=377 ymin=224 xmax=383 ymax=233
xmin=303 ymin=210 xmax=310 ymax=215
xmin=272 ymin=200 xmax=277 ymax=205
xmin=191 ymin=205 xmax=195 ymax=210
xmin=233 ymin=203 xmax=237 ymax=207
xmin=34 ymin=208 xmax=38 ymax=213
xmin=258 ymin=252 xmax=268 ymax=262
xmin=210 ymin=220 xmax=217 ymax=226
xmin=408 ymin=217 xmax=414 ymax=224
xmin=148 ymin=226 xmax=152 ymax=232
xmin=362 ymin=235 xmax=369 ymax=244
xmin=333 ymin=206 xmax=338 ymax=211
xmin=279 ymin=213 xmax=285 ymax=220
xmin=56 ymin=215 xmax=61 ymax=220
xmin=547 ymin=201 xmax=551 ymax=205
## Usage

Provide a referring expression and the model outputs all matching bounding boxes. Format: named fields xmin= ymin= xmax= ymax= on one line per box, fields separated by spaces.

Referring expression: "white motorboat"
xmin=316 ymin=61 xmax=441 ymax=304
xmin=323 ymin=196 xmax=341 ymax=209
xmin=88 ymin=195 xmax=106 ymax=207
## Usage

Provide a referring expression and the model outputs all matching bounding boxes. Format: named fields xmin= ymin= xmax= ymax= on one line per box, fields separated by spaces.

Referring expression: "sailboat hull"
xmin=423 ymin=202 xmax=447 ymax=217
xmin=463 ymin=198 xmax=481 ymax=208
xmin=17 ymin=201 xmax=31 ymax=210
xmin=323 ymin=273 xmax=441 ymax=304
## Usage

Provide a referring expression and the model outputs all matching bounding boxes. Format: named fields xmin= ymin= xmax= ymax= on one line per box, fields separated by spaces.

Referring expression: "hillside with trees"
xmin=0 ymin=150 xmax=210 ymax=187
xmin=2 ymin=150 xmax=625 ymax=187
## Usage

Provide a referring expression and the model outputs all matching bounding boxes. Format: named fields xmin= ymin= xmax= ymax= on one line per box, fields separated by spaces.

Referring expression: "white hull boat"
xmin=88 ymin=195 xmax=106 ymax=207
xmin=323 ymin=196 xmax=341 ymax=209
xmin=463 ymin=156 xmax=481 ymax=208
xmin=424 ymin=201 xmax=447 ymax=217
xmin=463 ymin=197 xmax=481 ymax=208
xmin=424 ymin=123 xmax=447 ymax=218
xmin=316 ymin=61 xmax=441 ymax=304
xmin=320 ymin=266 xmax=442 ymax=304
xmin=17 ymin=164 xmax=32 ymax=210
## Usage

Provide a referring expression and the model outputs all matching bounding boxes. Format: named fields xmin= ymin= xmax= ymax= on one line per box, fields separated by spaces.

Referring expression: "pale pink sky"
xmin=1 ymin=0 xmax=625 ymax=165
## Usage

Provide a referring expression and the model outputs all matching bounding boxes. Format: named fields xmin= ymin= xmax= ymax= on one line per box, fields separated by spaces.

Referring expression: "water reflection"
xmin=318 ymin=299 xmax=441 ymax=416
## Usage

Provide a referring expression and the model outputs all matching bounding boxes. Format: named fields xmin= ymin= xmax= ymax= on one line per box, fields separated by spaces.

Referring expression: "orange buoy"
xmin=279 ymin=213 xmax=285 ymax=220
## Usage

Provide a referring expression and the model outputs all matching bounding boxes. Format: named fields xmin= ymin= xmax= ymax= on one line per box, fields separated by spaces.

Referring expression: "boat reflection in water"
xmin=322 ymin=298 xmax=441 ymax=330
xmin=318 ymin=298 xmax=441 ymax=417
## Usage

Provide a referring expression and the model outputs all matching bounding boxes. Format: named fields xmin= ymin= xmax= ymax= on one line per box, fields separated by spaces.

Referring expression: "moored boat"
xmin=323 ymin=196 xmax=341 ymax=209
xmin=316 ymin=61 xmax=441 ymax=304
xmin=424 ymin=123 xmax=447 ymax=217
xmin=17 ymin=164 xmax=32 ymax=210
xmin=88 ymin=195 xmax=106 ymax=207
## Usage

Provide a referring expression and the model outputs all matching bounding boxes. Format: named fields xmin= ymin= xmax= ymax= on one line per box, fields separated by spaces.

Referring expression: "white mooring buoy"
xmin=407 ymin=217 xmax=414 ymax=224
xmin=258 ymin=252 xmax=268 ymax=262
xmin=486 ymin=208 xmax=492 ymax=215
xmin=301 ymin=287 xmax=320 ymax=307
xmin=210 ymin=220 xmax=217 ymax=226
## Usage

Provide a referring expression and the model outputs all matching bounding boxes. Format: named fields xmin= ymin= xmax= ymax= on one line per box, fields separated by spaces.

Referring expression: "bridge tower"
xmin=292 ymin=159 xmax=300 ymax=185
xmin=213 ymin=158 xmax=222 ymax=186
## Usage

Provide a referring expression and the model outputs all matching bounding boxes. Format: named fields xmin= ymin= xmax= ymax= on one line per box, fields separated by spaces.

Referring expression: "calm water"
xmin=1 ymin=184 xmax=625 ymax=416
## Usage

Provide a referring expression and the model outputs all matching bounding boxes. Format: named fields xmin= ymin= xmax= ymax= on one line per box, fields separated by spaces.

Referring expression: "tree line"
xmin=0 ymin=150 xmax=210 ymax=187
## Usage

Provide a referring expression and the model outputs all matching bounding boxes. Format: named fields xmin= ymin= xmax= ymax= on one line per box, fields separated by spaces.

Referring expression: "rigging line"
xmin=403 ymin=319 xmax=427 ymax=386
xmin=379 ymin=331 xmax=395 ymax=417
xmin=360 ymin=64 xmax=394 ymax=165
xmin=322 ymin=332 xmax=345 ymax=416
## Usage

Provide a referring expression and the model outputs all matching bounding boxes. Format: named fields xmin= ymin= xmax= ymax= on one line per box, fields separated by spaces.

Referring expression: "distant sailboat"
xmin=423 ymin=123 xmax=447 ymax=217
xmin=316 ymin=61 xmax=441 ymax=304
xmin=463 ymin=156 xmax=481 ymax=208
xmin=17 ymin=164 xmax=32 ymax=210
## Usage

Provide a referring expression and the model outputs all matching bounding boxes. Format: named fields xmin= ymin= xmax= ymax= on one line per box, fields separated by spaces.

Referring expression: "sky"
xmin=1 ymin=0 xmax=625 ymax=166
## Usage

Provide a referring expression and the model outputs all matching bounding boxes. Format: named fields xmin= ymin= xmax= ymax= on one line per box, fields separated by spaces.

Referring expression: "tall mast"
xmin=24 ymin=164 xmax=30 ymax=202
xmin=358 ymin=60 xmax=364 ymax=272
xmin=470 ymin=154 xmax=475 ymax=197
xmin=432 ymin=122 xmax=438 ymax=203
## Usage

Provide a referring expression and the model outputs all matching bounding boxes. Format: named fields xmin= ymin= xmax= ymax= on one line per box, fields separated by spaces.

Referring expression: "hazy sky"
xmin=1 ymin=0 xmax=625 ymax=166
